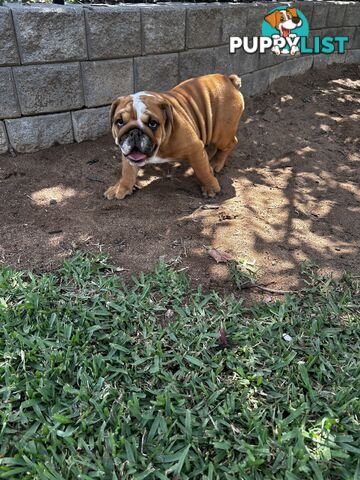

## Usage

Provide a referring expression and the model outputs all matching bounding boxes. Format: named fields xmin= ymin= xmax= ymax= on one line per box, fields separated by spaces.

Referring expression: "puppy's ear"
xmin=162 ymin=101 xmax=173 ymax=139
xmin=264 ymin=10 xmax=280 ymax=28
xmin=109 ymin=97 xmax=122 ymax=127
xmin=286 ymin=7 xmax=298 ymax=18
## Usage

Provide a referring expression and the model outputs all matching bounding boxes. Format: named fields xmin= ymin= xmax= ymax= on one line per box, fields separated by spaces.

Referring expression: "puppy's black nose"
xmin=292 ymin=16 xmax=301 ymax=24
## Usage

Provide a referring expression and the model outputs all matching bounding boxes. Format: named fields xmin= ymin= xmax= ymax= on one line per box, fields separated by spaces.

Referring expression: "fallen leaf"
xmin=218 ymin=328 xmax=229 ymax=348
xmin=208 ymin=248 xmax=233 ymax=263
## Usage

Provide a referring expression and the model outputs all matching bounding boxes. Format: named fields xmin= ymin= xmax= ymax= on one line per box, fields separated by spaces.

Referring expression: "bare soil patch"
xmin=1 ymin=64 xmax=359 ymax=296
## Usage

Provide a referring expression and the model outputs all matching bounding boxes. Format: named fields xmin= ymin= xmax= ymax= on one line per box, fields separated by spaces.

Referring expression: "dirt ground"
xmin=1 ymin=64 xmax=359 ymax=296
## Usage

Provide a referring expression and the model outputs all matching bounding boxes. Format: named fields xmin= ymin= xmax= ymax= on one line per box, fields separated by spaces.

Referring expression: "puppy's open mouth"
xmin=280 ymin=26 xmax=290 ymax=37
xmin=126 ymin=148 xmax=148 ymax=163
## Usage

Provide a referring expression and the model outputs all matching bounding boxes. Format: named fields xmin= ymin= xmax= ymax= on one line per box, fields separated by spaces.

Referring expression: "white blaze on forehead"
xmin=131 ymin=91 xmax=154 ymax=127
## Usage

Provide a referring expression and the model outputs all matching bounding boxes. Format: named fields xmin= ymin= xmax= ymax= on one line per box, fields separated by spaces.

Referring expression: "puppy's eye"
xmin=148 ymin=119 xmax=158 ymax=130
xmin=116 ymin=117 xmax=124 ymax=128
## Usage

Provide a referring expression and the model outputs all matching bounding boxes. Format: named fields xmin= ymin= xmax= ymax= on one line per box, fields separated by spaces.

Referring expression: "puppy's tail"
xmin=229 ymin=74 xmax=241 ymax=90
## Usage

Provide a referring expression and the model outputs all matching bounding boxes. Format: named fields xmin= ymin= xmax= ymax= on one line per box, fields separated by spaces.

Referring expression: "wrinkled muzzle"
xmin=119 ymin=128 xmax=155 ymax=163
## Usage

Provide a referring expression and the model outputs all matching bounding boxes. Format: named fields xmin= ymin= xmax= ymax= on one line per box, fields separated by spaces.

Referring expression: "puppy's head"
xmin=265 ymin=8 xmax=302 ymax=36
xmin=110 ymin=92 xmax=173 ymax=167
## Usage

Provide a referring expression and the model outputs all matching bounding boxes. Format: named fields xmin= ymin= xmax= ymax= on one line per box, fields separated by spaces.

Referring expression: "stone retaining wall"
xmin=0 ymin=1 xmax=359 ymax=154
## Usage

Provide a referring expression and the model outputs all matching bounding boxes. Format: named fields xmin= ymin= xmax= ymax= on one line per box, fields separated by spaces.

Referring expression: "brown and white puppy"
xmin=265 ymin=8 xmax=302 ymax=37
xmin=264 ymin=8 xmax=302 ymax=55
xmin=104 ymin=73 xmax=244 ymax=200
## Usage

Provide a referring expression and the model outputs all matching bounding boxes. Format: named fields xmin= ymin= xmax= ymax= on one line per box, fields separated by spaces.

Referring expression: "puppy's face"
xmin=265 ymin=8 xmax=302 ymax=37
xmin=110 ymin=92 xmax=173 ymax=167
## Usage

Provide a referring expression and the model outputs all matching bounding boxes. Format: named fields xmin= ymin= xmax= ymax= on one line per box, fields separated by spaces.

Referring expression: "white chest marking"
xmin=147 ymin=155 xmax=174 ymax=165
xmin=131 ymin=91 xmax=154 ymax=128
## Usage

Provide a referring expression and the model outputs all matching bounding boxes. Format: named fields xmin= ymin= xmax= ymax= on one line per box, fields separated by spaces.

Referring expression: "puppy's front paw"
xmin=104 ymin=184 xmax=133 ymax=200
xmin=201 ymin=178 xmax=221 ymax=198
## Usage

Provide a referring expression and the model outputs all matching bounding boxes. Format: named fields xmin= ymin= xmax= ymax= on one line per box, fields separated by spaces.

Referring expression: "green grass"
xmin=0 ymin=254 xmax=359 ymax=480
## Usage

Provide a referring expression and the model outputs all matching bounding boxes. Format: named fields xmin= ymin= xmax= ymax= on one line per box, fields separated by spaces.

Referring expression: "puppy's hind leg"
xmin=187 ymin=145 xmax=220 ymax=198
xmin=211 ymin=136 xmax=238 ymax=173
xmin=205 ymin=143 xmax=218 ymax=161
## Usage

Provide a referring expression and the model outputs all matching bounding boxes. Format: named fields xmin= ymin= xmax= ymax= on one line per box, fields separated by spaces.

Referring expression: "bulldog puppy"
xmin=104 ymin=73 xmax=245 ymax=200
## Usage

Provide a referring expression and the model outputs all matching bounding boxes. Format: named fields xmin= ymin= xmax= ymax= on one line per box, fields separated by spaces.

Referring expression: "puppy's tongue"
xmin=282 ymin=27 xmax=289 ymax=37
xmin=127 ymin=150 xmax=147 ymax=162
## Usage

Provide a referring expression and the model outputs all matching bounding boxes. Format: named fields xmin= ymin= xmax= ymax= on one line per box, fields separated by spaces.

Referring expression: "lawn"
xmin=0 ymin=255 xmax=359 ymax=479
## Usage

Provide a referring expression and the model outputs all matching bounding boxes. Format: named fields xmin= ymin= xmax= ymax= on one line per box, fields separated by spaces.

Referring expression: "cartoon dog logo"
xmin=264 ymin=8 xmax=303 ymax=55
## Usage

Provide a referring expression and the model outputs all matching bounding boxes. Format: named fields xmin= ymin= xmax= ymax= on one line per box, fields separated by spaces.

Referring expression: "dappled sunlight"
xmin=349 ymin=111 xmax=360 ymax=122
xmin=48 ymin=233 xmax=64 ymax=247
xmin=330 ymin=78 xmax=360 ymax=90
xmin=31 ymin=185 xmax=77 ymax=206
xmin=320 ymin=123 xmax=332 ymax=133
xmin=280 ymin=94 xmax=293 ymax=104
xmin=193 ymin=66 xmax=360 ymax=286
xmin=295 ymin=146 xmax=316 ymax=156
xmin=315 ymin=111 xmax=347 ymax=123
